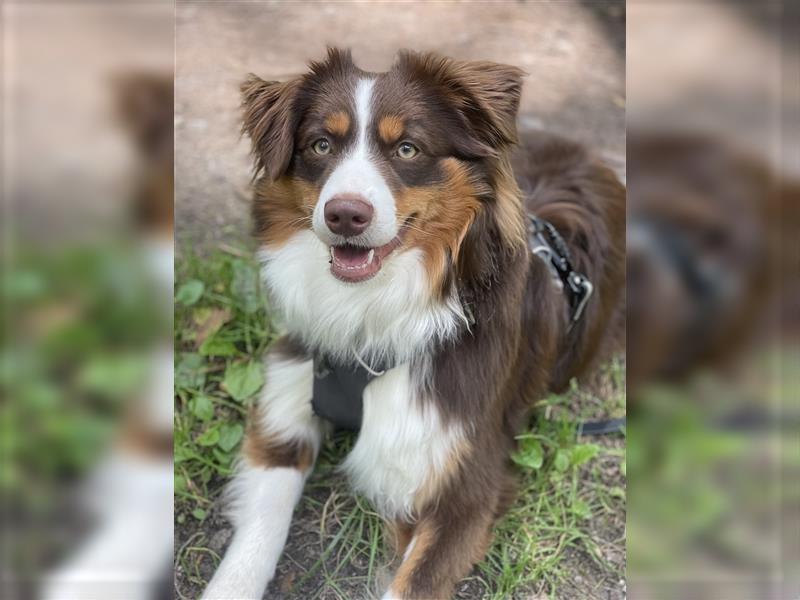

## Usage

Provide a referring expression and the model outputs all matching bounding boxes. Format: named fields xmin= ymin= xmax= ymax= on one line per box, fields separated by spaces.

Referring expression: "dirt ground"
xmin=175 ymin=2 xmax=625 ymax=599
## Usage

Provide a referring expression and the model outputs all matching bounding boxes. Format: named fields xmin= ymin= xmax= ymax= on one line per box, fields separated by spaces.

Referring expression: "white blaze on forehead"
xmin=313 ymin=78 xmax=398 ymax=247
xmin=354 ymin=77 xmax=373 ymax=154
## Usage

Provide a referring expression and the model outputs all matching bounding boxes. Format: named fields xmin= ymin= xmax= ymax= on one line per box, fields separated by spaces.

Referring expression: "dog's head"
xmin=243 ymin=48 xmax=525 ymax=288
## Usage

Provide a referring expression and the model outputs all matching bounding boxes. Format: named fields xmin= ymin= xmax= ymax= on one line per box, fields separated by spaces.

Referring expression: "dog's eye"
xmin=312 ymin=138 xmax=332 ymax=155
xmin=396 ymin=141 xmax=419 ymax=160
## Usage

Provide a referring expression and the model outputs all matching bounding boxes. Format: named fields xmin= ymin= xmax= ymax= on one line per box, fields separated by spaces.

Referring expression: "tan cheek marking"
xmin=324 ymin=111 xmax=350 ymax=137
xmin=253 ymin=177 xmax=319 ymax=248
xmin=396 ymin=158 xmax=483 ymax=294
xmin=378 ymin=115 xmax=404 ymax=145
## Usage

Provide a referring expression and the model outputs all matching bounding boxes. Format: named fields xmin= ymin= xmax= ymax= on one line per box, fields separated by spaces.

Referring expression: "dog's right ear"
xmin=240 ymin=74 xmax=300 ymax=181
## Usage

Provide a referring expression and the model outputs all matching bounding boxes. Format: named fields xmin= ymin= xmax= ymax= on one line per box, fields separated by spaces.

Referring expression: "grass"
xmin=174 ymin=244 xmax=626 ymax=600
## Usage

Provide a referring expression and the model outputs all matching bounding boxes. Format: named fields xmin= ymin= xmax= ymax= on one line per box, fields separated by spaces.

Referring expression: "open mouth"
xmin=328 ymin=221 xmax=411 ymax=283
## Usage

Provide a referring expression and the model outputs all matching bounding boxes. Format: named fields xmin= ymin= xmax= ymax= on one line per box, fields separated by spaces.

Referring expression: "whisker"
xmin=285 ymin=215 xmax=314 ymax=227
xmin=402 ymin=223 xmax=437 ymax=237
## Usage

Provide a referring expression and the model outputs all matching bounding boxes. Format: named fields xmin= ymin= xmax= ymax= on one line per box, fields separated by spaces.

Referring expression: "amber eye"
xmin=396 ymin=141 xmax=419 ymax=159
xmin=312 ymin=138 xmax=331 ymax=155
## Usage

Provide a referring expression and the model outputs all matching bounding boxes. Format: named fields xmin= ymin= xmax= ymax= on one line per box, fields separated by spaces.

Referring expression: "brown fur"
xmin=241 ymin=74 xmax=302 ymax=181
xmin=390 ymin=496 xmax=496 ymax=599
xmin=117 ymin=420 xmax=173 ymax=459
xmin=242 ymin=407 xmax=315 ymax=471
xmin=113 ymin=71 xmax=174 ymax=233
xmin=253 ymin=177 xmax=318 ymax=248
xmin=386 ymin=520 xmax=415 ymax=561
xmin=242 ymin=336 xmax=316 ymax=472
xmin=389 ymin=523 xmax=437 ymax=596
xmin=393 ymin=51 xmax=524 ymax=153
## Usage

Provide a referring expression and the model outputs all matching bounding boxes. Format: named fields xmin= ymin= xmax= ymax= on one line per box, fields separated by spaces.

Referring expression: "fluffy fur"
xmin=258 ymin=232 xmax=465 ymax=367
xmin=204 ymin=48 xmax=625 ymax=600
xmin=342 ymin=363 xmax=465 ymax=520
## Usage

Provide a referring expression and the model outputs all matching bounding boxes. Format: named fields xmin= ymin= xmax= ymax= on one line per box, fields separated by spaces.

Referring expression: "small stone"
xmin=208 ymin=526 xmax=232 ymax=552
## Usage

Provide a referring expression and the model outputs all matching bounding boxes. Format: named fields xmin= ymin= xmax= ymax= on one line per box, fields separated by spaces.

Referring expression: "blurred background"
xmin=627 ymin=1 xmax=798 ymax=599
xmin=2 ymin=2 xmax=174 ymax=599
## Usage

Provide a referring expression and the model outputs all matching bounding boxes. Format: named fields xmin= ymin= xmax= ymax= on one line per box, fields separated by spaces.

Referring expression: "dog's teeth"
xmin=330 ymin=247 xmax=335 ymax=261
xmin=367 ymin=249 xmax=375 ymax=264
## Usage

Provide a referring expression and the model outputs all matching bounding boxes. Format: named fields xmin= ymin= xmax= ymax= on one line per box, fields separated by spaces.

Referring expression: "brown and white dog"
xmin=203 ymin=48 xmax=625 ymax=600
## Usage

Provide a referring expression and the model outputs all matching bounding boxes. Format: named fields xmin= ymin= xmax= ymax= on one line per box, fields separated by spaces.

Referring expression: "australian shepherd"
xmin=203 ymin=48 xmax=625 ymax=600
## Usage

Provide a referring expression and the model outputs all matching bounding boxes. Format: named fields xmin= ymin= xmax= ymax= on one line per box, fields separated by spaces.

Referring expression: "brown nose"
xmin=324 ymin=195 xmax=373 ymax=237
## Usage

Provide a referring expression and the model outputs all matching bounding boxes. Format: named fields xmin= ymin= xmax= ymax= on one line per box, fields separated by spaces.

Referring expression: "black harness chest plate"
xmin=311 ymin=356 xmax=376 ymax=431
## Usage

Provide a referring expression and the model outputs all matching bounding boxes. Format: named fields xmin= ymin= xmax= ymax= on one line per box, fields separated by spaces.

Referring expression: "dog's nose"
xmin=324 ymin=195 xmax=373 ymax=237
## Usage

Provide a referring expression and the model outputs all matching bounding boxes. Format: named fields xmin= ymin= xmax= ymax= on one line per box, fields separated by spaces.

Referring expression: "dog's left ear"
xmin=396 ymin=52 xmax=524 ymax=157
xmin=240 ymin=74 xmax=301 ymax=181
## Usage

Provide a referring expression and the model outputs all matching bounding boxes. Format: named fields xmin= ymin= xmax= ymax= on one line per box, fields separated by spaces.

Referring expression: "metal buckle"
xmin=567 ymin=272 xmax=593 ymax=327
xmin=531 ymin=243 xmax=565 ymax=291
xmin=313 ymin=356 xmax=331 ymax=379
xmin=529 ymin=213 xmax=594 ymax=329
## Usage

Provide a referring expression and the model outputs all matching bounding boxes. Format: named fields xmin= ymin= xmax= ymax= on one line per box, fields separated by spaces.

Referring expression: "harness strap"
xmin=578 ymin=417 xmax=626 ymax=436
xmin=528 ymin=214 xmax=594 ymax=328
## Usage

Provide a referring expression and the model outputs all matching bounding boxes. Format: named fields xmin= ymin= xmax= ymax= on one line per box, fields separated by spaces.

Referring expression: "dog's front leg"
xmin=202 ymin=341 xmax=322 ymax=600
xmin=383 ymin=467 xmax=508 ymax=600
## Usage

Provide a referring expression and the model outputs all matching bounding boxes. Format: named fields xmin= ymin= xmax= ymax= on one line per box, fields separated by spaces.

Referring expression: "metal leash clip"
xmin=527 ymin=214 xmax=593 ymax=329
xmin=566 ymin=271 xmax=593 ymax=327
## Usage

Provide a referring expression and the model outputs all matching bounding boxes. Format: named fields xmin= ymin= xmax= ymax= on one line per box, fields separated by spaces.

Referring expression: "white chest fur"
xmin=341 ymin=363 xmax=464 ymax=520
xmin=258 ymin=231 xmax=467 ymax=519
xmin=258 ymin=231 xmax=466 ymax=367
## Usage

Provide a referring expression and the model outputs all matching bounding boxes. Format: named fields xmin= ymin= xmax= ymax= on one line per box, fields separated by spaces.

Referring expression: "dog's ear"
xmin=111 ymin=71 xmax=174 ymax=156
xmin=240 ymin=74 xmax=301 ymax=181
xmin=396 ymin=51 xmax=524 ymax=157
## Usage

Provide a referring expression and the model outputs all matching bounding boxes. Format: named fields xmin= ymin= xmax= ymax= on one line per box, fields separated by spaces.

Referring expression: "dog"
xmin=626 ymin=131 xmax=799 ymax=393
xmin=202 ymin=48 xmax=625 ymax=600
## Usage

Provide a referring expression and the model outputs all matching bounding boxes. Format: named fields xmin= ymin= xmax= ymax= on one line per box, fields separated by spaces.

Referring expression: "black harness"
xmin=311 ymin=355 xmax=383 ymax=431
xmin=527 ymin=215 xmax=594 ymax=328
xmin=312 ymin=215 xmax=607 ymax=433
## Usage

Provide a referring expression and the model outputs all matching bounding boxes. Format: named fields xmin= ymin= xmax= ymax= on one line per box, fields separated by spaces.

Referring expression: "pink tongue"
xmin=333 ymin=245 xmax=371 ymax=267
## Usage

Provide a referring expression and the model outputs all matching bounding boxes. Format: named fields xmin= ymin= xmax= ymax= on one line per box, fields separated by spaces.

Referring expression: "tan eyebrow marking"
xmin=378 ymin=115 xmax=404 ymax=144
xmin=324 ymin=111 xmax=350 ymax=136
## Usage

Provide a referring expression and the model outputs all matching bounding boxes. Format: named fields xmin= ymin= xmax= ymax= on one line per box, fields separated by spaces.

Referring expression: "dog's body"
xmin=203 ymin=49 xmax=624 ymax=600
